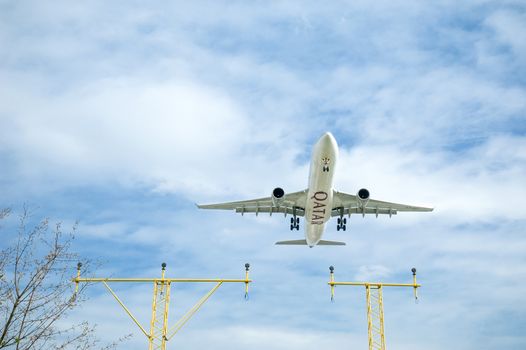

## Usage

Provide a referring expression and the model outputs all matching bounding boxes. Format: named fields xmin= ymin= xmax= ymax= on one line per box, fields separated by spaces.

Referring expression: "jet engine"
xmin=357 ymin=188 xmax=370 ymax=207
xmin=272 ymin=187 xmax=285 ymax=207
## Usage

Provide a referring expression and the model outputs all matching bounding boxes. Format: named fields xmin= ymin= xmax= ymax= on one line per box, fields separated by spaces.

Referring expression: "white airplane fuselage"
xmin=304 ymin=132 xmax=338 ymax=247
xmin=197 ymin=131 xmax=433 ymax=247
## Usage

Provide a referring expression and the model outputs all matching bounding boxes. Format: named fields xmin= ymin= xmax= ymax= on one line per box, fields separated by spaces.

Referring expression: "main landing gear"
xmin=337 ymin=217 xmax=347 ymax=231
xmin=290 ymin=216 xmax=300 ymax=230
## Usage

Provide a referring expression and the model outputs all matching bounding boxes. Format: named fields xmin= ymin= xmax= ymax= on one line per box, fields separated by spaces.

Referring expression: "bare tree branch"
xmin=0 ymin=207 xmax=130 ymax=350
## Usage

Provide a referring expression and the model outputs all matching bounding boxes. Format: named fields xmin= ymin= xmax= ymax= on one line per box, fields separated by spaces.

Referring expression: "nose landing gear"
xmin=322 ymin=157 xmax=330 ymax=172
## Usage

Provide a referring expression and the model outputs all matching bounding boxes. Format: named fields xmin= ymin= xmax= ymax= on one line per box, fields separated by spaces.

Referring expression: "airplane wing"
xmin=197 ymin=190 xmax=308 ymax=216
xmin=331 ymin=190 xmax=433 ymax=217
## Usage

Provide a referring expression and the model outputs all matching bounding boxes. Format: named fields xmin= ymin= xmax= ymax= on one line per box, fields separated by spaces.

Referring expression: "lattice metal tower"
xmin=73 ymin=262 xmax=251 ymax=350
xmin=328 ymin=266 xmax=420 ymax=350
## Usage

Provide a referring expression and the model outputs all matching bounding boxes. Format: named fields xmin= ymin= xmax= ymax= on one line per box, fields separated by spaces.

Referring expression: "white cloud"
xmin=1 ymin=1 xmax=526 ymax=349
xmin=486 ymin=10 xmax=526 ymax=61
xmin=354 ymin=264 xmax=391 ymax=280
xmin=1 ymin=78 xmax=251 ymax=193
xmin=335 ymin=134 xmax=526 ymax=221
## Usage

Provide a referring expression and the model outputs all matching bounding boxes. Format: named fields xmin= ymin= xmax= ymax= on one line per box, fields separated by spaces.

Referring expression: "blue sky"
xmin=1 ymin=1 xmax=525 ymax=349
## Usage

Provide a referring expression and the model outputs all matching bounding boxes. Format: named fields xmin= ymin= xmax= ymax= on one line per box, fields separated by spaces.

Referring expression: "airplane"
xmin=197 ymin=132 xmax=433 ymax=247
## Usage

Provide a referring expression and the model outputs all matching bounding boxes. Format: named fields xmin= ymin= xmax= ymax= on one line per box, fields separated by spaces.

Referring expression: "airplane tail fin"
xmin=275 ymin=239 xmax=346 ymax=246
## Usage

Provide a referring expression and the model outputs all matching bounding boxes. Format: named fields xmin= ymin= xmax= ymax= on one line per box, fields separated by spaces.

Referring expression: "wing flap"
xmin=235 ymin=206 xmax=305 ymax=216
xmin=332 ymin=190 xmax=433 ymax=217
xmin=197 ymin=196 xmax=272 ymax=210
xmin=331 ymin=207 xmax=398 ymax=217
xmin=197 ymin=190 xmax=308 ymax=216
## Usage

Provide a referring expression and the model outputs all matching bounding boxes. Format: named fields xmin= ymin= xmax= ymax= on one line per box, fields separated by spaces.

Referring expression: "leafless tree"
xmin=0 ymin=207 xmax=129 ymax=349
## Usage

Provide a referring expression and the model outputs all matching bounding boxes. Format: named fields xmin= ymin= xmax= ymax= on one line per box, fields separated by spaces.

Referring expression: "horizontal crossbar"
xmin=74 ymin=278 xmax=251 ymax=283
xmin=329 ymin=282 xmax=420 ymax=287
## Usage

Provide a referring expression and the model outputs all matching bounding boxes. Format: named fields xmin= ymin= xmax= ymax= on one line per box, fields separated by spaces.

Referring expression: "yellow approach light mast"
xmin=73 ymin=262 xmax=252 ymax=350
xmin=328 ymin=266 xmax=420 ymax=350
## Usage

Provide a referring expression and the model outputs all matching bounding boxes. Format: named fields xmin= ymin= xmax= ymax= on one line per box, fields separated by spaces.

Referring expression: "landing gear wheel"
xmin=342 ymin=224 xmax=346 ymax=231
xmin=291 ymin=217 xmax=294 ymax=224
xmin=337 ymin=225 xmax=340 ymax=231
xmin=290 ymin=224 xmax=294 ymax=231
xmin=295 ymin=217 xmax=300 ymax=224
xmin=343 ymin=218 xmax=347 ymax=225
xmin=296 ymin=225 xmax=299 ymax=231
xmin=337 ymin=218 xmax=342 ymax=225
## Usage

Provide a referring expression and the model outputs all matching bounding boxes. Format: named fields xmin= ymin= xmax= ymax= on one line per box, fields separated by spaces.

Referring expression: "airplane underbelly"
xmin=305 ymin=156 xmax=334 ymax=225
xmin=304 ymin=132 xmax=337 ymax=245
xmin=306 ymin=223 xmax=325 ymax=245
xmin=305 ymin=190 xmax=333 ymax=224
xmin=304 ymin=183 xmax=333 ymax=245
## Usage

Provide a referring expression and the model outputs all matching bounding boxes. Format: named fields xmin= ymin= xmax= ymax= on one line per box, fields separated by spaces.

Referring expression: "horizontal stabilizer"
xmin=275 ymin=239 xmax=308 ymax=245
xmin=275 ymin=239 xmax=346 ymax=246
xmin=318 ymin=240 xmax=346 ymax=246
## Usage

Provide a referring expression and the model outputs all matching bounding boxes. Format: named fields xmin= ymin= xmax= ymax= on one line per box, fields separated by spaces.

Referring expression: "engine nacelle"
xmin=272 ymin=187 xmax=285 ymax=207
xmin=357 ymin=188 xmax=370 ymax=207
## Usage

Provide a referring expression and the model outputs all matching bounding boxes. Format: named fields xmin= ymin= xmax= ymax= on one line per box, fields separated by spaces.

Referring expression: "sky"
xmin=1 ymin=0 xmax=526 ymax=349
